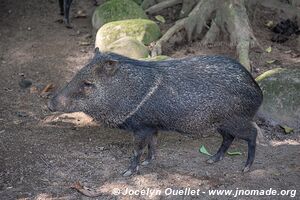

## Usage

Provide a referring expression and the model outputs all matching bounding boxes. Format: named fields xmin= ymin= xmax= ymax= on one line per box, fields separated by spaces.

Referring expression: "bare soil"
xmin=0 ymin=0 xmax=299 ymax=199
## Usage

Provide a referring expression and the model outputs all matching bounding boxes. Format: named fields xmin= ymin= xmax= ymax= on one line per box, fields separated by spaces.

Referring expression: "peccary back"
xmin=49 ymin=51 xmax=262 ymax=133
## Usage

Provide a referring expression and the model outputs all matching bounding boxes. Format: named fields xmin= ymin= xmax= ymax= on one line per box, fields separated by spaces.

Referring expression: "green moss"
xmin=140 ymin=55 xmax=170 ymax=61
xmin=132 ymin=0 xmax=143 ymax=5
xmin=106 ymin=37 xmax=149 ymax=59
xmin=96 ymin=19 xmax=161 ymax=50
xmin=92 ymin=0 xmax=148 ymax=29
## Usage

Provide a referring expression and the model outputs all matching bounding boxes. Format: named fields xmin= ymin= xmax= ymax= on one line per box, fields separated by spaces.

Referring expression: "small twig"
xmin=39 ymin=154 xmax=51 ymax=168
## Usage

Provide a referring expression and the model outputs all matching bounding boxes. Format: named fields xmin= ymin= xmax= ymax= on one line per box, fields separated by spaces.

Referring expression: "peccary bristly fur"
xmin=48 ymin=49 xmax=263 ymax=176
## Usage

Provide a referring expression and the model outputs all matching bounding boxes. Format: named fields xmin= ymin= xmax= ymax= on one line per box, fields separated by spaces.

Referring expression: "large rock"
xmin=256 ymin=68 xmax=300 ymax=129
xmin=105 ymin=37 xmax=149 ymax=59
xmin=132 ymin=0 xmax=143 ymax=5
xmin=95 ymin=19 xmax=161 ymax=50
xmin=92 ymin=0 xmax=148 ymax=30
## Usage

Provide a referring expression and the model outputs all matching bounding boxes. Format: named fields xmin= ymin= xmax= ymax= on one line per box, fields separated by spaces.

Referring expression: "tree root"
xmin=179 ymin=0 xmax=197 ymax=18
xmin=152 ymin=18 xmax=186 ymax=56
xmin=141 ymin=0 xmax=157 ymax=10
xmin=150 ymin=0 xmax=278 ymax=71
xmin=220 ymin=0 xmax=256 ymax=70
xmin=145 ymin=0 xmax=182 ymax=14
xmin=151 ymin=0 xmax=215 ymax=56
xmin=201 ymin=20 xmax=220 ymax=45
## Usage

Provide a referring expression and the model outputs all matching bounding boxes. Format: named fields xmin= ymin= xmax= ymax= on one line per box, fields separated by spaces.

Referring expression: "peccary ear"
xmin=103 ymin=59 xmax=119 ymax=76
xmin=94 ymin=47 xmax=101 ymax=55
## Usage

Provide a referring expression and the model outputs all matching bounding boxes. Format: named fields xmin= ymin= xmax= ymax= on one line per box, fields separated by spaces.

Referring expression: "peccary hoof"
xmin=242 ymin=166 xmax=250 ymax=173
xmin=65 ymin=23 xmax=73 ymax=29
xmin=206 ymin=155 xmax=224 ymax=164
xmin=63 ymin=19 xmax=73 ymax=29
xmin=141 ymin=160 xmax=151 ymax=166
xmin=206 ymin=159 xmax=216 ymax=164
xmin=122 ymin=166 xmax=139 ymax=177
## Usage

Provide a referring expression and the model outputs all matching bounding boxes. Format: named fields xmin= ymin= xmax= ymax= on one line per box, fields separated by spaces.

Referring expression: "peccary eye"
xmin=105 ymin=60 xmax=117 ymax=66
xmin=103 ymin=60 xmax=119 ymax=76
xmin=80 ymin=80 xmax=95 ymax=96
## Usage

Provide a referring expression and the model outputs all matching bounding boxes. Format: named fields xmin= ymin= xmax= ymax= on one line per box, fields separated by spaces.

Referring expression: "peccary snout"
xmin=48 ymin=95 xmax=69 ymax=112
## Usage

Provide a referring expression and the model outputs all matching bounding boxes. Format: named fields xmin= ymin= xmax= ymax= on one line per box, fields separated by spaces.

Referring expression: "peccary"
xmin=58 ymin=0 xmax=98 ymax=28
xmin=48 ymin=49 xmax=263 ymax=176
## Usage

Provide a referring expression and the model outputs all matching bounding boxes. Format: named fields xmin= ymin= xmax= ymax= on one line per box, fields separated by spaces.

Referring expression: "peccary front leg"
xmin=141 ymin=130 xmax=158 ymax=166
xmin=207 ymin=128 xmax=235 ymax=164
xmin=63 ymin=0 xmax=73 ymax=28
xmin=123 ymin=128 xmax=157 ymax=177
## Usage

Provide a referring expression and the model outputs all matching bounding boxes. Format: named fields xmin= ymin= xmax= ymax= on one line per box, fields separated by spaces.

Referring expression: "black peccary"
xmin=48 ymin=49 xmax=263 ymax=176
xmin=58 ymin=0 xmax=98 ymax=28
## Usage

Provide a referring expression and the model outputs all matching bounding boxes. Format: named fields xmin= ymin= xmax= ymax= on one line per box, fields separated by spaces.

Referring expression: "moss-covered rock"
xmin=105 ymin=37 xmax=149 ymax=59
xmin=133 ymin=0 xmax=143 ymax=5
xmin=92 ymin=0 xmax=148 ymax=30
xmin=95 ymin=19 xmax=161 ymax=50
xmin=256 ymin=68 xmax=300 ymax=129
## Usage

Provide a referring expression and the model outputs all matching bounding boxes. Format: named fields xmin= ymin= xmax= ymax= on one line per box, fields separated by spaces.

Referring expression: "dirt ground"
xmin=0 ymin=0 xmax=299 ymax=199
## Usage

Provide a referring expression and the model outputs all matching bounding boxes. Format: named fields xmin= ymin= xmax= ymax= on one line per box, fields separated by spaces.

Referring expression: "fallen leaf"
xmin=266 ymin=60 xmax=276 ymax=64
xmin=284 ymin=50 xmax=292 ymax=54
xmin=280 ymin=125 xmax=294 ymax=134
xmin=75 ymin=10 xmax=87 ymax=18
xmin=41 ymin=84 xmax=54 ymax=96
xmin=265 ymin=20 xmax=273 ymax=27
xmin=30 ymin=86 xmax=39 ymax=94
xmin=199 ymin=145 xmax=212 ymax=156
xmin=227 ymin=151 xmax=242 ymax=156
xmin=79 ymin=41 xmax=91 ymax=46
xmin=265 ymin=46 xmax=272 ymax=53
xmin=155 ymin=15 xmax=166 ymax=24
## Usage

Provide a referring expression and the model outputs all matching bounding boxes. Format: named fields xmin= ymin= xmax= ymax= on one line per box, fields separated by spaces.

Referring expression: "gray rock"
xmin=256 ymin=68 xmax=300 ymax=129
xmin=105 ymin=37 xmax=149 ymax=59
xmin=95 ymin=19 xmax=161 ymax=51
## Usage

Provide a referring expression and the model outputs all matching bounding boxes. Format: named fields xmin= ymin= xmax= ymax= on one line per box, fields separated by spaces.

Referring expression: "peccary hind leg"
xmin=123 ymin=128 xmax=157 ymax=177
xmin=242 ymin=124 xmax=257 ymax=172
xmin=141 ymin=131 xmax=158 ymax=166
xmin=207 ymin=128 xmax=235 ymax=164
xmin=207 ymin=121 xmax=257 ymax=172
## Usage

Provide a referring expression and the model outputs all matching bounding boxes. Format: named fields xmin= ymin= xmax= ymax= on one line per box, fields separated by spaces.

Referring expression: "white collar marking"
xmin=120 ymin=76 xmax=163 ymax=124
